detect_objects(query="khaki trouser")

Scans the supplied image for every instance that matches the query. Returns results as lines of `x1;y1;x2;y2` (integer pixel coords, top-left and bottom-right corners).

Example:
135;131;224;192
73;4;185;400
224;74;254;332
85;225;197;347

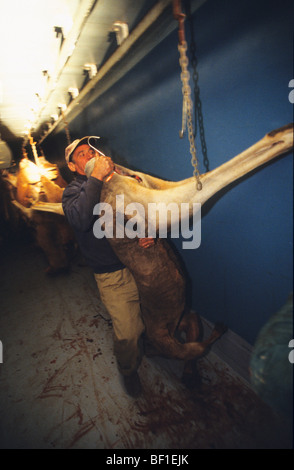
94;267;145;376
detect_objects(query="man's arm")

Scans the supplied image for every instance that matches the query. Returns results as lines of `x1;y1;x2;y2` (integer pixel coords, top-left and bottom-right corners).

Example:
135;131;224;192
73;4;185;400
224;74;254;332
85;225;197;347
62;154;115;232
62;177;103;232
91;155;114;181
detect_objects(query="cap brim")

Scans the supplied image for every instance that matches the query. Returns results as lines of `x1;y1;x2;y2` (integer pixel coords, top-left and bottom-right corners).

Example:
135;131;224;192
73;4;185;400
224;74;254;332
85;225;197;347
69;136;101;161
68;136;88;162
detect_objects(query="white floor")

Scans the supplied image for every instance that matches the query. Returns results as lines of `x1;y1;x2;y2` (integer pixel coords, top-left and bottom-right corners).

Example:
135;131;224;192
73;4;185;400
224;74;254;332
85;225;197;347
0;236;292;449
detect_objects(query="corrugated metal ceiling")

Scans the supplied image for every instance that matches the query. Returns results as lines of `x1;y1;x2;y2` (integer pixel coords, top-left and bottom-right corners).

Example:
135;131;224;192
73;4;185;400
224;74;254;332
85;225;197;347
0;0;205;144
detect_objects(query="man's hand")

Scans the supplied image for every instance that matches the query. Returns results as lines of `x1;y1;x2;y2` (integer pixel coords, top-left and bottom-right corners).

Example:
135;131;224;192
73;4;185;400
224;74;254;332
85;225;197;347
91;155;114;181
138;237;155;248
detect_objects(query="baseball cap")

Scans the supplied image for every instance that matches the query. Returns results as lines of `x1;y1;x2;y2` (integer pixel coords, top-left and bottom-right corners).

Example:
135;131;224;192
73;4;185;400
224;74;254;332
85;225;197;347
65;136;101;163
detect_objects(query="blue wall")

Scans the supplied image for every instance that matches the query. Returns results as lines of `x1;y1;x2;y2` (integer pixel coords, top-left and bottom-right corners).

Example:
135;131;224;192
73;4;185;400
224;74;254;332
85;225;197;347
51;0;293;345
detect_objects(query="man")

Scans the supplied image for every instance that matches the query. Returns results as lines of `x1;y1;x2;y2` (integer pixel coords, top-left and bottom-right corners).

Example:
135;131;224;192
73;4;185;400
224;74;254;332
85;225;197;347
62;137;153;397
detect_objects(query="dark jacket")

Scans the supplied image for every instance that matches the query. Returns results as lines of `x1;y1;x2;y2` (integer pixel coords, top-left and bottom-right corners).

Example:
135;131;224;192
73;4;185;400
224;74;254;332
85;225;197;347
62;174;125;274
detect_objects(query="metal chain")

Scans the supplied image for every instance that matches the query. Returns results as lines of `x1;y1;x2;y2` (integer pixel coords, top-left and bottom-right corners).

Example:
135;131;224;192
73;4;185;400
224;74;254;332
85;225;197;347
189;26;209;172
178;41;202;191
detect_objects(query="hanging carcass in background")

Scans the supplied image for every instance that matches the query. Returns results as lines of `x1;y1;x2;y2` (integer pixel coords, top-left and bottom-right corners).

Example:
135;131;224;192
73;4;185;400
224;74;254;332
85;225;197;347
0;145;75;275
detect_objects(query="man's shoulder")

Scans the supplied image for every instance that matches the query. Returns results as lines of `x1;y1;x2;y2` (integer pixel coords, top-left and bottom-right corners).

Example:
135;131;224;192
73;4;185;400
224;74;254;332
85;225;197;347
62;175;103;205
62;178;80;201
64;176;83;191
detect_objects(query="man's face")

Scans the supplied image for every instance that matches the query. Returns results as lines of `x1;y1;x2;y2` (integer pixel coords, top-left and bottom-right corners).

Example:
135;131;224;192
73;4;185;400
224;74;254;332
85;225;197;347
68;144;96;175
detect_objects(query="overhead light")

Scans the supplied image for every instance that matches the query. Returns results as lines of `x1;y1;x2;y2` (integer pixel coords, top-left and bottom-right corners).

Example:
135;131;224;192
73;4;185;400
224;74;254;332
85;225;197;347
31;94;41;113
54;26;64;48
42;70;50;81
27;108;37;125
112;21;129;46
68;87;79;99
23;122;33;135
58;103;67;113
83;64;97;79
54;5;73;39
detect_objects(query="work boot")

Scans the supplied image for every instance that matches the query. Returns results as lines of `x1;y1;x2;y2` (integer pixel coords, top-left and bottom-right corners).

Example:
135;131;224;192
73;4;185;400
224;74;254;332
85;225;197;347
123;371;142;398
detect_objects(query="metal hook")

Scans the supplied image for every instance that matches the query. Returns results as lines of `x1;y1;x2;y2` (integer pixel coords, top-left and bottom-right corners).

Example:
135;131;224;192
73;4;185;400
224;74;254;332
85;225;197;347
87;136;105;156
87;136;115;182
173;0;186;45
